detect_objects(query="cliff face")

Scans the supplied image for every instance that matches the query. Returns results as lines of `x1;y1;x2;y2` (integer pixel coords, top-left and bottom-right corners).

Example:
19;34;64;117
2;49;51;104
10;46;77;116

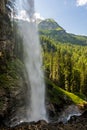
0;0;12;124
0;0;13;62
0;0;26;126
0;0;5;13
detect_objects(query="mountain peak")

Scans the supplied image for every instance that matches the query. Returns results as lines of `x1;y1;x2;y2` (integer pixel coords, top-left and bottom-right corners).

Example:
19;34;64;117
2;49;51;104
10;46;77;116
45;18;57;22
39;18;64;31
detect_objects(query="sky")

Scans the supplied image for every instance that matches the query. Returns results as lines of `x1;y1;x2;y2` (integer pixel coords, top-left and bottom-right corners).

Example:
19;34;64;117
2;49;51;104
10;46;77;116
34;0;87;36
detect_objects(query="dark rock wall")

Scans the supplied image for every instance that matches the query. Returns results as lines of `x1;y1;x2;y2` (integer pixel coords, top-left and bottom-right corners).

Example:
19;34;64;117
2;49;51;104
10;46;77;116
0;0;27;126
0;0;14;60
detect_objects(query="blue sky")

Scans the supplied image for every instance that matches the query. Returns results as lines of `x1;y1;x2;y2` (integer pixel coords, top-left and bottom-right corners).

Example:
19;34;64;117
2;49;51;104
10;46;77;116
34;0;87;36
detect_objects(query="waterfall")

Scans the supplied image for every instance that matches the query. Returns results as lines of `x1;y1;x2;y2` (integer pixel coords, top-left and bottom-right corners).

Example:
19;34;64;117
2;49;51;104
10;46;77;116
22;22;47;122
10;0;47;122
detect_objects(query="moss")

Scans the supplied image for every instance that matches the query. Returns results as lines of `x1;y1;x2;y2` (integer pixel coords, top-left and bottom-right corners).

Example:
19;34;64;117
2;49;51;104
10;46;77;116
46;78;68;105
0;74;18;89
0;101;4;110
74;92;87;100
7;58;24;78
0;58;25;111
46;78;87;106
0;58;24;89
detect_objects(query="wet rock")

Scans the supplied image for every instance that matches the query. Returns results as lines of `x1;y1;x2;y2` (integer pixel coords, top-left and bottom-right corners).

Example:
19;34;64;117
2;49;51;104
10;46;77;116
47;103;56;118
0;87;10;127
0;111;87;130
58;104;82;123
0;0;27;126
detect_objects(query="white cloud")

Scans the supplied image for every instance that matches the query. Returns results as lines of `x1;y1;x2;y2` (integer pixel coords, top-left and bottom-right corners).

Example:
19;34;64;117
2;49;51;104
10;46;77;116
76;0;87;6
34;12;44;20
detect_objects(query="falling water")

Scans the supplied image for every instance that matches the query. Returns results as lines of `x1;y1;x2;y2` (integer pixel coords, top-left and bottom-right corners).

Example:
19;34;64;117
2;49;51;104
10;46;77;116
10;0;47;122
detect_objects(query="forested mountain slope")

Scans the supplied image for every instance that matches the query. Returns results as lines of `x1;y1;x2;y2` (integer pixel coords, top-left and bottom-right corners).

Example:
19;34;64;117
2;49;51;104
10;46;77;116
39;19;87;98
40;36;87;97
38;19;87;46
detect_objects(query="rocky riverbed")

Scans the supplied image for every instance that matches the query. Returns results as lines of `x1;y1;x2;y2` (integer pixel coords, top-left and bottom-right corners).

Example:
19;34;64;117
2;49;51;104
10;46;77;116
0;110;87;130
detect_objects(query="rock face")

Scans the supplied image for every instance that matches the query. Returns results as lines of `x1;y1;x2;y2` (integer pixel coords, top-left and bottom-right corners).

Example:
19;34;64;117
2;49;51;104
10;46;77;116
0;0;5;13
0;0;12;121
0;0;27;126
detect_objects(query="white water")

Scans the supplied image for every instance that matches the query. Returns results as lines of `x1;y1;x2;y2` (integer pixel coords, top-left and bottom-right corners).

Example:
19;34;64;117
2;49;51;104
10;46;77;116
12;0;47;122
58;105;82;123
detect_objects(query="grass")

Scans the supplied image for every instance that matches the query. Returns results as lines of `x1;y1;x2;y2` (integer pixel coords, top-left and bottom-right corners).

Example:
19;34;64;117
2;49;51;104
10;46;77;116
56;27;63;31
46;78;87;106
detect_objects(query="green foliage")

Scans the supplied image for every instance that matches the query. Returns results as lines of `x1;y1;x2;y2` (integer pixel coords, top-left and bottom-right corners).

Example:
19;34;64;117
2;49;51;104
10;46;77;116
46;78;70;105
0;74;18;89
0;57;25;112
46;78;87;105
74;92;87;100
0;58;24;89
7;58;24;79
40;36;87;97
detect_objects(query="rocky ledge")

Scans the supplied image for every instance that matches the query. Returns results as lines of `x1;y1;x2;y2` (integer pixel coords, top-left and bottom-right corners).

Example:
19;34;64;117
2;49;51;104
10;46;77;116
0;110;87;130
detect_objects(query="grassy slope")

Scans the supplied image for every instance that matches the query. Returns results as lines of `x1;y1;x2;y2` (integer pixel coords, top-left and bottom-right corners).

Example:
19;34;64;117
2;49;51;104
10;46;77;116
46;78;87;107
